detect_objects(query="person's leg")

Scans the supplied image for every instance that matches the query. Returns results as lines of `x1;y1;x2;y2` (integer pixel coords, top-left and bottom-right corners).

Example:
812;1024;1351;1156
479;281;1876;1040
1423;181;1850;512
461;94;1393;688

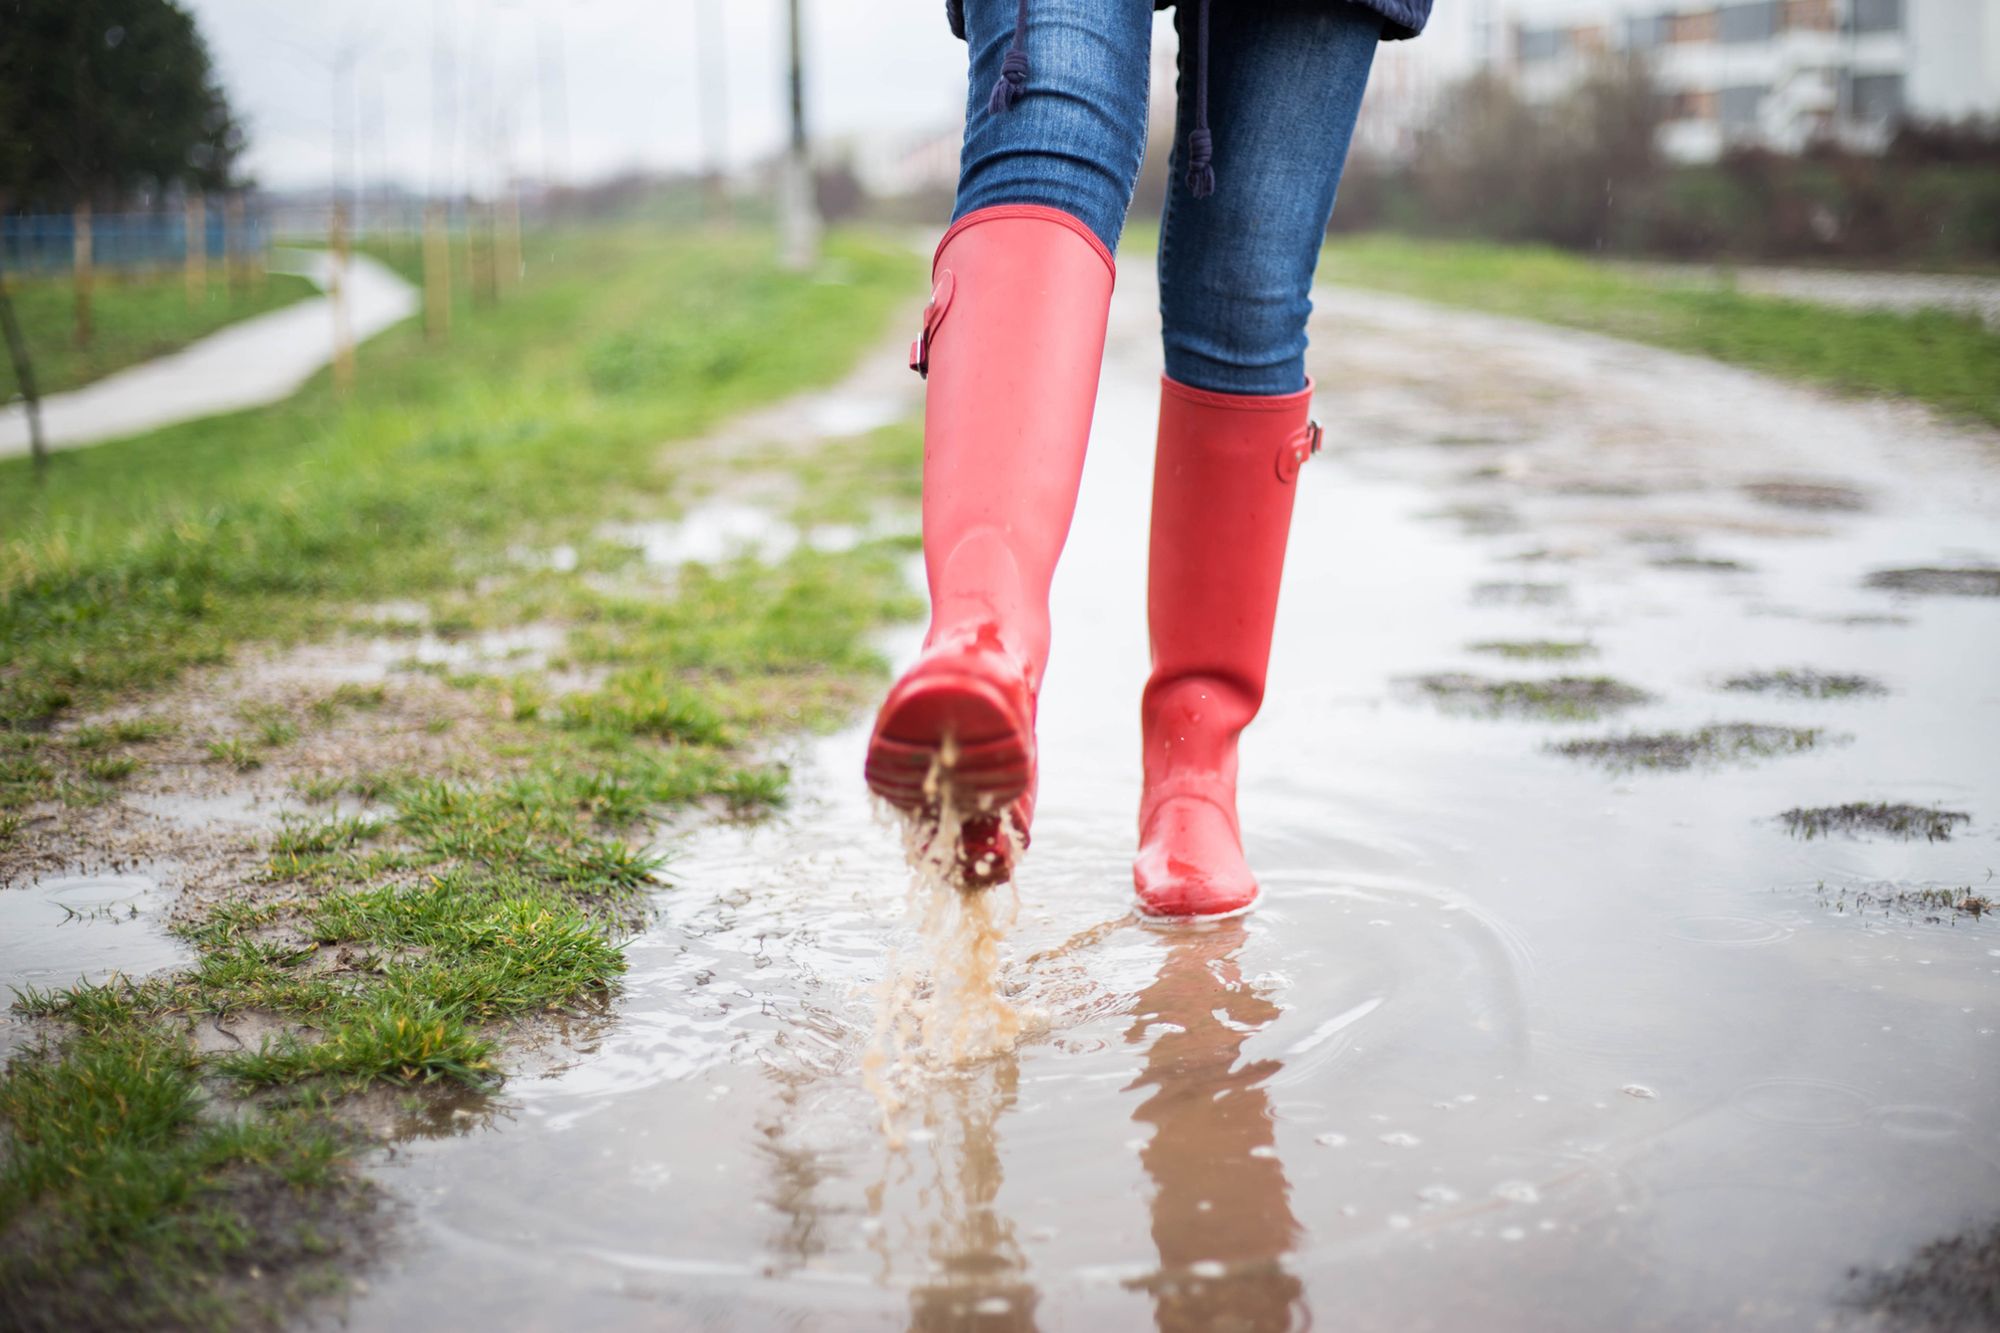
1157;0;1380;394
866;0;1153;887
953;0;1154;254
1135;0;1380;918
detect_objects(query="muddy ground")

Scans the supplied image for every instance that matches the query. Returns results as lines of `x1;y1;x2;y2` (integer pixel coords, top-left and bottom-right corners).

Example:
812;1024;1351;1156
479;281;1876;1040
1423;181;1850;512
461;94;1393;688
7;273;1999;1331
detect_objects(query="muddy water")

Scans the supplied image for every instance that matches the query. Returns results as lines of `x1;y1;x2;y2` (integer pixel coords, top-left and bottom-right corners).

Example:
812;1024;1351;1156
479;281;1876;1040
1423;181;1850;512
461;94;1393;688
343;280;1999;1330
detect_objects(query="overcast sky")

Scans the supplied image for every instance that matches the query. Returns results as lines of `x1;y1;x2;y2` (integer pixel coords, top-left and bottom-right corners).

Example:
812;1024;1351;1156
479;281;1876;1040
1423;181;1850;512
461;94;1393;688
182;0;973;193
181;0;1480;195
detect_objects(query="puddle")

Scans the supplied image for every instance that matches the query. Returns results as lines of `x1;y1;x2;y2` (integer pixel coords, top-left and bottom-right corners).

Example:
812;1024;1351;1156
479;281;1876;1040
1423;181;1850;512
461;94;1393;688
282;623;567;684
341;274;2000;1329
0;872;191;1058
601;501;899;570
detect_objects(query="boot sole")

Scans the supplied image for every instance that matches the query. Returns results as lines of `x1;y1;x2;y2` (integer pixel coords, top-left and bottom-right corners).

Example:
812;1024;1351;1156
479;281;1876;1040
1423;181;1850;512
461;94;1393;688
864;670;1033;815
1134;891;1259;924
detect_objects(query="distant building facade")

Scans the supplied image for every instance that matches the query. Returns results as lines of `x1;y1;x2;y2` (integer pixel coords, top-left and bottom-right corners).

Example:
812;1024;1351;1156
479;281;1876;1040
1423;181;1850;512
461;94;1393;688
1496;0;2000;159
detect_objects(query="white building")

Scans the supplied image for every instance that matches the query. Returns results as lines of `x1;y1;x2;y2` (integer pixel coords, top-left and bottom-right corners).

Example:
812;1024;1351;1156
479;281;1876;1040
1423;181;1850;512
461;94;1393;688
1493;0;2000;159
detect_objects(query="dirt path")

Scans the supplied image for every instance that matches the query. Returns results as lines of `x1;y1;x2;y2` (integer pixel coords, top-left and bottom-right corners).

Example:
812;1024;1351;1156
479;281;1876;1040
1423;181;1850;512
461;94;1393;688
327;274;2000;1331
0;251;416;457
16;272;1997;1330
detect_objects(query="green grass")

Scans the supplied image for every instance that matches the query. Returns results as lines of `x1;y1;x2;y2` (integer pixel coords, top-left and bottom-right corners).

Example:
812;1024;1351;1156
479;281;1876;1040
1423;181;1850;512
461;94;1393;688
1;224;923;1330
1;269;317;397
1318;235;2000;427
0;1025;364;1331
0;226;915;731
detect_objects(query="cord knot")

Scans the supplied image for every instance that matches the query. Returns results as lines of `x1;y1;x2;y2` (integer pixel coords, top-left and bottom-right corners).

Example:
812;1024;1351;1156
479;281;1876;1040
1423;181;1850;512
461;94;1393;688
1185;127;1215;199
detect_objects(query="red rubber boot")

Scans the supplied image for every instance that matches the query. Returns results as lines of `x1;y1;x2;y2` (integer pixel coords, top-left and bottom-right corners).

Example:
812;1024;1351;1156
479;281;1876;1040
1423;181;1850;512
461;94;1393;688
864;205;1115;888
1135;376;1321;920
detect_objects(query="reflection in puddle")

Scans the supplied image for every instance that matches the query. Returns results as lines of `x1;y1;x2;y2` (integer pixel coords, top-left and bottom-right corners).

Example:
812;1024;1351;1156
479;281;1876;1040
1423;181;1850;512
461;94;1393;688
0;872;191;1058
1123;924;1305;1332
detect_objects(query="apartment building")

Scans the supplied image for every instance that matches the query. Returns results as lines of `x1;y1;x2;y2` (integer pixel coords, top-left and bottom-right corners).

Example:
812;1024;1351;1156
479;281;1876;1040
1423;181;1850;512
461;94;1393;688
1500;0;2000;159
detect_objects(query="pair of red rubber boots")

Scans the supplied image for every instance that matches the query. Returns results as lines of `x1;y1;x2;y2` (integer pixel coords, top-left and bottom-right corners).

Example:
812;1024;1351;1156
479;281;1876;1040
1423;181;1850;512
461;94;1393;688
862;205;1318;920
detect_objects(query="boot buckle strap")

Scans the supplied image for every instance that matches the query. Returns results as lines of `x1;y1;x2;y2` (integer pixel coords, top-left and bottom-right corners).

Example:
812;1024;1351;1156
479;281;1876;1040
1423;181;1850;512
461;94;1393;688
909;269;957;379
1276;419;1323;483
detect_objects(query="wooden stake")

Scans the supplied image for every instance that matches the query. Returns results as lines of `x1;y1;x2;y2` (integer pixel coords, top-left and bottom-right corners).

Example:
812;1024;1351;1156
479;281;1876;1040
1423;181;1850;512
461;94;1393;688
0;245;49;477
185;194;207;307
422;202;451;341
497;189;522;295
225;194;247;295
470;201;496;307
330;204;355;392
72;203;93;349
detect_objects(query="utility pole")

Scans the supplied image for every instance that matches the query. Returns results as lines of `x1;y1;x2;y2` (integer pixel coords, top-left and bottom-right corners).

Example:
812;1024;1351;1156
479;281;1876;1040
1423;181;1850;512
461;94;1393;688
331;204;355;392
778;0;819;270
331;40;359;389
0;245;49;478
429;0;456;339
537;11;570;196
696;0;730;222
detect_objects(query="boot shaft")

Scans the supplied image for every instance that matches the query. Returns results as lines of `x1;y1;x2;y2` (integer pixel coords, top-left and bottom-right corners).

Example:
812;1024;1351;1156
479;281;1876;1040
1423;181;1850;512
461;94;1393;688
918;205;1116;689
1140;375;1318;798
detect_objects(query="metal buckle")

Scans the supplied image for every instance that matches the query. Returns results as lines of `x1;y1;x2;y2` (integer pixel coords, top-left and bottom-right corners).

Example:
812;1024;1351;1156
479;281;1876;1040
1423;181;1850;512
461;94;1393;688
1276;418;1323;483
909;270;956;380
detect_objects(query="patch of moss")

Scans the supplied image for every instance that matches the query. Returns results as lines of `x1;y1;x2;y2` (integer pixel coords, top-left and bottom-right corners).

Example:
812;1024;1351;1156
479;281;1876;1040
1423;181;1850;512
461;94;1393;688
1468;639;1598;661
1849;1219;2000;1329
1470;580;1568;606
1552;723;1831;772
1409;672;1650;721
1741;480;1868;513
1864;567;2000;597
1722;668;1886;699
1780;803;1968;842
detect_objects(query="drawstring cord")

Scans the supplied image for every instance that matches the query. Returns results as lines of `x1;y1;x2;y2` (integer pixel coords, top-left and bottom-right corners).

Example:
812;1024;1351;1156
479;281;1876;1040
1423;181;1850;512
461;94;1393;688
1184;0;1214;197
988;0;1030;112
985;0;1216;198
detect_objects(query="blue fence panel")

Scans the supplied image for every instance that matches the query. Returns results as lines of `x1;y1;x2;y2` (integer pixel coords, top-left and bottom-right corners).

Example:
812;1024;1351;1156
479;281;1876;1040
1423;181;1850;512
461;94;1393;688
1;209;271;277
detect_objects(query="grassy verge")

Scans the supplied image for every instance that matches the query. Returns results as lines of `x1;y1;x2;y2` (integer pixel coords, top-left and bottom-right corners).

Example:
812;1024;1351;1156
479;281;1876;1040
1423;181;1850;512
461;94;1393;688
1317;235;2000;428
1;270;318;397
1;224;923;1329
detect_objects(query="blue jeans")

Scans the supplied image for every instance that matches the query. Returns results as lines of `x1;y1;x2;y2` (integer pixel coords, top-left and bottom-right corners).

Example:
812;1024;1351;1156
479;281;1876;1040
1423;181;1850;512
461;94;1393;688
953;0;1382;395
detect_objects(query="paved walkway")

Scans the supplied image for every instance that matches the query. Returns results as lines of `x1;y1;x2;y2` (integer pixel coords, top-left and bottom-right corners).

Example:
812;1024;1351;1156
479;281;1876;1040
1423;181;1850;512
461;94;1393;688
0;250;418;459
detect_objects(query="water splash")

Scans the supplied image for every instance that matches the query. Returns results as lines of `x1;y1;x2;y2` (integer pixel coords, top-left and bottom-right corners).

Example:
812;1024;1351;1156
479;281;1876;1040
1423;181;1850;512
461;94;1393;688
863;743;1034;1142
